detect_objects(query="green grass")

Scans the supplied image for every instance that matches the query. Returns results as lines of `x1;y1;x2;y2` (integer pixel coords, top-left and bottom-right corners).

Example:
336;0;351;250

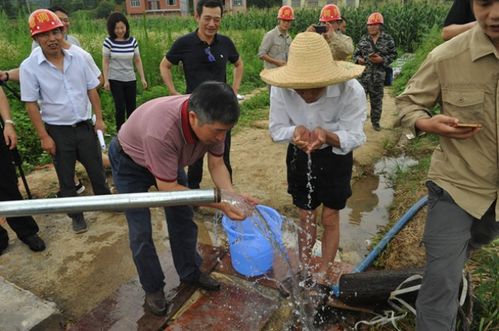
0;4;450;167
237;89;269;127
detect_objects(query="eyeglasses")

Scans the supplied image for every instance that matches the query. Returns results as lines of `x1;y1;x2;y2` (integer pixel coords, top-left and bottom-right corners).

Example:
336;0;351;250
204;47;216;63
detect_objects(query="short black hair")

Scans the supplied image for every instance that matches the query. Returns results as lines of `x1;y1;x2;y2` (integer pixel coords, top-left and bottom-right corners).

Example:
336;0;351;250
189;81;239;125
106;12;130;39
48;5;68;15
196;0;224;17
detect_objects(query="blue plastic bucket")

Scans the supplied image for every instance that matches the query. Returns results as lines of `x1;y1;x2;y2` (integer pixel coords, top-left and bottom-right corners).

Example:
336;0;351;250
222;205;283;277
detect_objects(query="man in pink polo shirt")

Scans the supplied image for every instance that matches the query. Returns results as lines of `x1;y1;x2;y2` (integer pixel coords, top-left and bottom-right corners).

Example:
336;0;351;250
108;81;255;315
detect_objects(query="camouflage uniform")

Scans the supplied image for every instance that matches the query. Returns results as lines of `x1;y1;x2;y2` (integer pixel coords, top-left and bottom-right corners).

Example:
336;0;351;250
353;31;396;127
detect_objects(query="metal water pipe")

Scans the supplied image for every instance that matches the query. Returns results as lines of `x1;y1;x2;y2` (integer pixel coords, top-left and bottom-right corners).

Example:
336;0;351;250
0;189;220;218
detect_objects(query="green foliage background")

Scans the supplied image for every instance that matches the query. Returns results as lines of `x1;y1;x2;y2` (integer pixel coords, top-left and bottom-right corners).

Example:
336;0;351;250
0;3;448;166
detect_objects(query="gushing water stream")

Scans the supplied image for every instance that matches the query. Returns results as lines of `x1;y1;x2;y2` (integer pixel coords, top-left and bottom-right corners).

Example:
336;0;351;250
212;155;419;330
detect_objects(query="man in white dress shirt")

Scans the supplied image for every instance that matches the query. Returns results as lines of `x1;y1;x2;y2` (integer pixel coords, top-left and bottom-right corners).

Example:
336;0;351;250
261;32;366;289
20;9;110;234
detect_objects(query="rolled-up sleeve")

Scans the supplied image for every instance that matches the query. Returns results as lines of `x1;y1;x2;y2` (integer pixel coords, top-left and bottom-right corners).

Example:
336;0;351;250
332;80;367;154
396;53;439;135
269;87;296;142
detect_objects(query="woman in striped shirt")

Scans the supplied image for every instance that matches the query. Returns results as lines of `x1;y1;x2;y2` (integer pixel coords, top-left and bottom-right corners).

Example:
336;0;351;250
103;12;147;131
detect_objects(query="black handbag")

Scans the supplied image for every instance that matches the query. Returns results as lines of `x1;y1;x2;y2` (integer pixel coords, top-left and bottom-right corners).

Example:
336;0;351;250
384;67;393;86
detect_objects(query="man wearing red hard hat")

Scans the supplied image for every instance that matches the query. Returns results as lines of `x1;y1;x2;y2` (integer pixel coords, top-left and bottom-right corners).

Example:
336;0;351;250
307;4;354;61
20;9;110;234
353;12;396;131
258;5;294;69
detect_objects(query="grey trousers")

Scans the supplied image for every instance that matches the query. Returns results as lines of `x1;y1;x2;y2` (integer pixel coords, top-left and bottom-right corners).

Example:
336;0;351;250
416;181;499;331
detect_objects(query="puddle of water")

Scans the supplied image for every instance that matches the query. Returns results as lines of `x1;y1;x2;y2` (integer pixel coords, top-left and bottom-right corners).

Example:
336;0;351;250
340;155;418;264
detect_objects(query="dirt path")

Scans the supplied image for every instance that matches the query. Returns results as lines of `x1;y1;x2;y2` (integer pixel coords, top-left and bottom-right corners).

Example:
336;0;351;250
0;89;401;324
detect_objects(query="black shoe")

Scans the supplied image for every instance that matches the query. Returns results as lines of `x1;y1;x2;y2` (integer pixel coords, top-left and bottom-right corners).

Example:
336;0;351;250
72;217;88;234
21;234;46;252
56;180;86;198
373;123;381;131
145;289;167;316
185;272;221;291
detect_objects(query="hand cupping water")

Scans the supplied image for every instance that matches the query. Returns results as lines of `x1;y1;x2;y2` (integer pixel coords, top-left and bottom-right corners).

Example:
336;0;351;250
219;189;258;221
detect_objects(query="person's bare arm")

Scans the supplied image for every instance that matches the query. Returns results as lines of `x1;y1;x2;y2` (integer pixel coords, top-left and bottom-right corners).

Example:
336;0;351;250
259;54;286;67
88;88;105;133
441;21;477;40
0;87;17;149
159;57;179;95
134;54;148;89
207;153;233;191
232;58;244;95
102;56;111;91
0;68;20;82
155;160;255;221
26;102;56;155
415;114;481;139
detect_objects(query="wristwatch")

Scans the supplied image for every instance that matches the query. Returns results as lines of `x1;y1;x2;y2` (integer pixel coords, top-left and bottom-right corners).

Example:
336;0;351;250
4;119;15;126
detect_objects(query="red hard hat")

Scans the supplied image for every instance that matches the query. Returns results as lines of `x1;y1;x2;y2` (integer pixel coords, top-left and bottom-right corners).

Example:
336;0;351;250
319;4;342;22
277;5;294;21
367;12;384;25
28;9;64;37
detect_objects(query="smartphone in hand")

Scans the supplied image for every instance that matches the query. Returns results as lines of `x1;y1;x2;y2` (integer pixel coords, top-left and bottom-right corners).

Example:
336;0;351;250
313;24;327;34
455;123;481;128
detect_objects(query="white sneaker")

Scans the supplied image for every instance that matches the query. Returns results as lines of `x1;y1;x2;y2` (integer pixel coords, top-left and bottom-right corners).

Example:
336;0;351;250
75;182;86;195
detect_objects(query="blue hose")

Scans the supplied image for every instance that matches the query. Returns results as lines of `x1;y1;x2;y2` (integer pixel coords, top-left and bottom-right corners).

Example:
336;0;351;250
330;195;428;297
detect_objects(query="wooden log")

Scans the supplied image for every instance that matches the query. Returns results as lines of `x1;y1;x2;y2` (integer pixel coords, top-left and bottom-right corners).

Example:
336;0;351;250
338;269;424;306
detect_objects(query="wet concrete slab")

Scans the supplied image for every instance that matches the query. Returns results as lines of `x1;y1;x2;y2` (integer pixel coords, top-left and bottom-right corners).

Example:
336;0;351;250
71;237;355;331
70;244;224;331
163;280;278;331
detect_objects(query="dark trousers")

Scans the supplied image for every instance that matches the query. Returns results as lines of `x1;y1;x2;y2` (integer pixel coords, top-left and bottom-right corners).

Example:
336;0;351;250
188;130;232;189
109;79;137;132
108;138;201;293
45;122;110;222
0;138;39;249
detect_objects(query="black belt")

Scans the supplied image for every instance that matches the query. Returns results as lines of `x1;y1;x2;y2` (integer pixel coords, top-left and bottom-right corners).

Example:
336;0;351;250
46;120;91;128
70;120;91;128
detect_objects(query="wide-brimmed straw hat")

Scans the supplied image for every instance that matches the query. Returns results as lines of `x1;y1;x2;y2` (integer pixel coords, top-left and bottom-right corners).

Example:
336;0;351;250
260;32;364;89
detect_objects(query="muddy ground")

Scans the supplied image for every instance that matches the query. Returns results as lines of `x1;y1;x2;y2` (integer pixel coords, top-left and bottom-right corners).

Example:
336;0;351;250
0;90;406;325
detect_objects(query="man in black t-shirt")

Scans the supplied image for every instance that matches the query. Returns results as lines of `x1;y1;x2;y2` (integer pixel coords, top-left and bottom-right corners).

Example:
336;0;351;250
442;0;476;40
160;0;243;189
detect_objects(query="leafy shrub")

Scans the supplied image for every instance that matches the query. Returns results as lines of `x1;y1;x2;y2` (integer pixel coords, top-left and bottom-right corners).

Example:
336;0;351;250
392;25;444;96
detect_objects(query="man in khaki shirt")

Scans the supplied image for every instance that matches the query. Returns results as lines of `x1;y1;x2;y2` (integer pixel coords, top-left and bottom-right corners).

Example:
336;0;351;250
258;5;294;69
307;4;354;61
397;1;499;329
